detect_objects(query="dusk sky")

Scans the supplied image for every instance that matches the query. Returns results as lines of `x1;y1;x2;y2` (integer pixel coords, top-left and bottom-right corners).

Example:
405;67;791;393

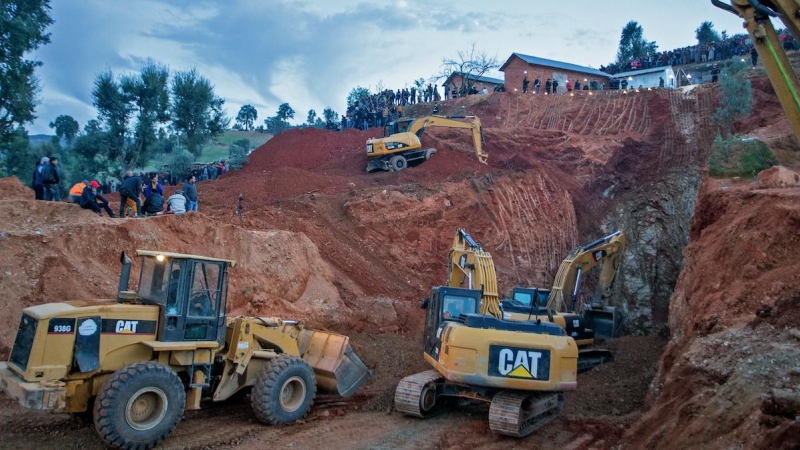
28;0;749;135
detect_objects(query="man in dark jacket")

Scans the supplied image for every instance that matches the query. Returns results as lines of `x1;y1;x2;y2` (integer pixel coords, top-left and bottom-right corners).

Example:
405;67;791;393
80;181;115;217
142;191;164;215
183;175;198;212
118;170;143;217
41;157;61;201
33;157;48;200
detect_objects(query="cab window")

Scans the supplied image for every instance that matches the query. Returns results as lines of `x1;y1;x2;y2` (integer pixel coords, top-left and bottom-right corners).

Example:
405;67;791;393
442;294;477;321
513;291;533;307
138;256;171;305
187;262;221;318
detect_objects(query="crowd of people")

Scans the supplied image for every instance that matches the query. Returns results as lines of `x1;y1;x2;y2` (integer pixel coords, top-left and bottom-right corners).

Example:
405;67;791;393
602;29;798;75
31;156;218;219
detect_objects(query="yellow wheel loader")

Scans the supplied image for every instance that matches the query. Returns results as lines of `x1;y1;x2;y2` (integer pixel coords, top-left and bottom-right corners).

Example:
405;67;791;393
0;251;370;450
365;115;488;172
395;230;579;437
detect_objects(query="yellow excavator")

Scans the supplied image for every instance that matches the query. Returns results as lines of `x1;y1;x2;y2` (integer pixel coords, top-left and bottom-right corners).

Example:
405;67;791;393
501;231;626;342
711;0;800;143
395;229;579;437
365;115;488;172
0;251;370;450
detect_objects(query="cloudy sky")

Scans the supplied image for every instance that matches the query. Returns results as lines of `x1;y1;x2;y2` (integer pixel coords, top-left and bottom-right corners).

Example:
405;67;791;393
28;0;747;135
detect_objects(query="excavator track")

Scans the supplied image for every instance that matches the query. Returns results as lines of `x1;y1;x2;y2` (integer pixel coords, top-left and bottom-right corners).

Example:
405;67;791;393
394;370;444;417
488;391;562;437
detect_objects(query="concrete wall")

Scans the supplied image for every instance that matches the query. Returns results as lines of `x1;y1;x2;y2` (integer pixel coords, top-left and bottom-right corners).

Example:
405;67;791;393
502;56;610;94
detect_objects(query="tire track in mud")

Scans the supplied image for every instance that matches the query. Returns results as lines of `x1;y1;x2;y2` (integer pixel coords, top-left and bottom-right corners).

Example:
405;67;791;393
472;173;577;284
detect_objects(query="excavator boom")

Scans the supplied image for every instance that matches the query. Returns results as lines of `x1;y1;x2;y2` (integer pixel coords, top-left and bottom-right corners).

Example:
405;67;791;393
712;0;800;145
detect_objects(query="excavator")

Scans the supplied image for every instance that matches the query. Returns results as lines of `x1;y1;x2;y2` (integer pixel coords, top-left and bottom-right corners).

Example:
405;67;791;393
365;115;488;172
501;230;626;342
0;251;370;450
395;229;579;437
711;1;800;143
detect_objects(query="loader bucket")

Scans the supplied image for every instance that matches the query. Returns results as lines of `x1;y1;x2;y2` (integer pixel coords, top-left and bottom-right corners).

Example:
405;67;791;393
583;306;619;340
296;329;371;397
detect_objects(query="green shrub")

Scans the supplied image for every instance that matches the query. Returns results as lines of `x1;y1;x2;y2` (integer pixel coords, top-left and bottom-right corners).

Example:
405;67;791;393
708;135;777;177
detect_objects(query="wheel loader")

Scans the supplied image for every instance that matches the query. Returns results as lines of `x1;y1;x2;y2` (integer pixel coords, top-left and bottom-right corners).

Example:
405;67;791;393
0;251;370;450
395;229;579;437
365;115;488;172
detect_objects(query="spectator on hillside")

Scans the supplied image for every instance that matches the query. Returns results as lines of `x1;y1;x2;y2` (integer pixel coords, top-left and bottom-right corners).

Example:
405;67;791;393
68;180;89;203
711;64;721;83
167;189;187;215
33;157;48;200
41;157;61;201
144;173;163;199
79;180;114;217
118;170;143;218
552;79;559;94
534;77;541;94
522;75;529;93
183;175;198;212
545;78;552;94
142;190;164;216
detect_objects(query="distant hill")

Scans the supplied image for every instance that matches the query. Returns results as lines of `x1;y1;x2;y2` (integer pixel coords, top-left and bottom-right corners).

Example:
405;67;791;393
198;130;273;163
29;134;55;146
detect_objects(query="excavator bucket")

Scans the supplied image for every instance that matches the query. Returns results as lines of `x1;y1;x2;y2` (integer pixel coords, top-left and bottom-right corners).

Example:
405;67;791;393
582;306;619;340
296;329;371;397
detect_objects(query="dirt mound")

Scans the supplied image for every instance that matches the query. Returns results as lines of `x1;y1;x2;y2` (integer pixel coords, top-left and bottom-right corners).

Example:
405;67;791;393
757;165;800;188
624;185;800;449
0;176;34;201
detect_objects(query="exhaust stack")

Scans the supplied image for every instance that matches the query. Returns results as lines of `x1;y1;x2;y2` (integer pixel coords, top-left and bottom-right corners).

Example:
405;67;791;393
117;251;132;303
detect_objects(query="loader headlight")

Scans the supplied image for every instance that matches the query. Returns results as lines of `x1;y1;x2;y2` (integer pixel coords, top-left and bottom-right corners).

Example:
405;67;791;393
366;144;373;153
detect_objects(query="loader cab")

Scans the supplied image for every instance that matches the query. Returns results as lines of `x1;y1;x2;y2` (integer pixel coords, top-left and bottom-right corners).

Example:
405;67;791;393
384;118;414;136
133;251;235;344
421;286;481;357
499;287;551;316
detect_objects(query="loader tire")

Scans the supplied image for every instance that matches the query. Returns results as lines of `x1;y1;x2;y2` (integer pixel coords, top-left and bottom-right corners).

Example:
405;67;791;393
251;354;316;425
93;361;185;450
389;155;407;171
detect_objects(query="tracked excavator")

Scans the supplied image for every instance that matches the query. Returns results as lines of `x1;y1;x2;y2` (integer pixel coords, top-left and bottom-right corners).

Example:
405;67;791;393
365;115;488;172
712;1;800;144
501;231;626;342
0;251;370;450
395;229;579;437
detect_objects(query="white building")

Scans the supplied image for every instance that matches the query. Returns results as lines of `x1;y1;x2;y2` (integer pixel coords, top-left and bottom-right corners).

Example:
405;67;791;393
611;66;677;89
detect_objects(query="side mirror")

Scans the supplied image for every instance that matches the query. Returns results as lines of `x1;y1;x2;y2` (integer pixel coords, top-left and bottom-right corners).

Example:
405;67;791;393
420;298;429;309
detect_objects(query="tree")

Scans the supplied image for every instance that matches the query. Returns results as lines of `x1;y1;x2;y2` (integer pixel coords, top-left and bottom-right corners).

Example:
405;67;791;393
711;60;753;138
0;0;53;142
170;69;230;157
696;21;721;46
322;107;339;126
347;86;370;107
120;60;170;169
48;115;80;146
236;104;257;131
92;71;132;164
616;21;658;65
306;109;317;126
228;138;250;170
276;103;295;121
440;44;499;95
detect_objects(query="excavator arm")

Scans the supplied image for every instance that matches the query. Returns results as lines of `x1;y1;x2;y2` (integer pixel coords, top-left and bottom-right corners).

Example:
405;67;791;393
446;229;501;318
412;116;488;164
712;0;800;143
545;231;626;316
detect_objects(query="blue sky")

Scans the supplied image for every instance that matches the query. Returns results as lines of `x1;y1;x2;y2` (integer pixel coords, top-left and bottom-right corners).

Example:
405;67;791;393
28;0;748;134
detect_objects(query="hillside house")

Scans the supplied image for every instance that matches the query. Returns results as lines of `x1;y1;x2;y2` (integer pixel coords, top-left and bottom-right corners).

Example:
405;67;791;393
610;66;676;89
500;52;611;93
442;72;505;98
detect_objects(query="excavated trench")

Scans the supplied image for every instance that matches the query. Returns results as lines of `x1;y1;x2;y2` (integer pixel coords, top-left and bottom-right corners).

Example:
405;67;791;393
1;72;798;448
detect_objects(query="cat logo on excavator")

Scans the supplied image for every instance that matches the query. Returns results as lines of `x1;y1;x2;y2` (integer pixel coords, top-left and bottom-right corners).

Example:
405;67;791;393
489;345;550;380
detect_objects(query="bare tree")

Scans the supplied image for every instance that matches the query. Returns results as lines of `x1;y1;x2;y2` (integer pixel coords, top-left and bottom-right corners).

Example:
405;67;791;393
440;44;499;96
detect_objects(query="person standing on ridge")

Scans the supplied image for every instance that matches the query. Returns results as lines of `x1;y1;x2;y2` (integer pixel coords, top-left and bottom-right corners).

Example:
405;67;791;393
522;75;530;93
183;175;198;212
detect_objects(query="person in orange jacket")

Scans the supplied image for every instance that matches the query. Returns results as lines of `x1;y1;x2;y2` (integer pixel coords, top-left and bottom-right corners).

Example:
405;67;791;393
68;180;89;203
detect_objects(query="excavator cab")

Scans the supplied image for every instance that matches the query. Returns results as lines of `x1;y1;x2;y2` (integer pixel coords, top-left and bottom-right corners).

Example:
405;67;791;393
421;287;481;358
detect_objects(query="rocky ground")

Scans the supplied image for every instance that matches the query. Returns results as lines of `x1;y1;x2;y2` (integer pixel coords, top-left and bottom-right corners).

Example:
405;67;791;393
1;63;799;449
